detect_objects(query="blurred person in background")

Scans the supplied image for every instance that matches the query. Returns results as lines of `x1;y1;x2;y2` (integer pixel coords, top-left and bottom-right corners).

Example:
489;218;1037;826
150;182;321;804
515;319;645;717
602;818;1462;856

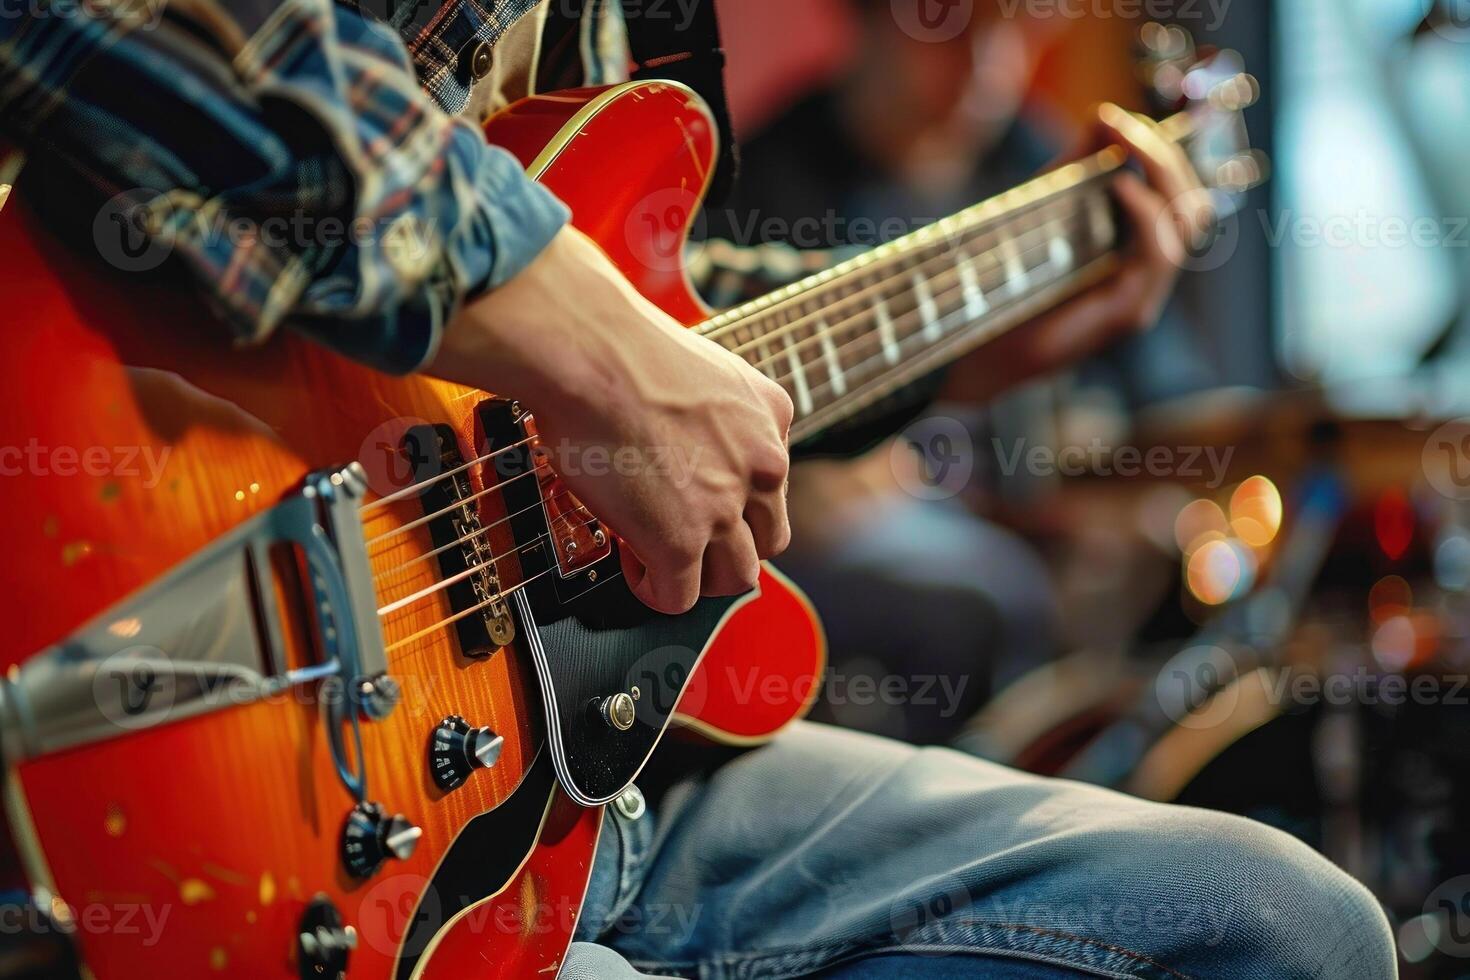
4;1;1401;977
698;0;1215;744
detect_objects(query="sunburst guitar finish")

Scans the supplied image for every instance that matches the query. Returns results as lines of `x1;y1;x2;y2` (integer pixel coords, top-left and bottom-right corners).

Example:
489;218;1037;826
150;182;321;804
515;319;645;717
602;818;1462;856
0;81;824;978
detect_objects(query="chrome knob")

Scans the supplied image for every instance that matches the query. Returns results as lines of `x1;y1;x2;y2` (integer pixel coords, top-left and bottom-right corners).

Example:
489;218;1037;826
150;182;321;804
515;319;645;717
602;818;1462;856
599;693;637;731
340;802;422;878
429;715;505;791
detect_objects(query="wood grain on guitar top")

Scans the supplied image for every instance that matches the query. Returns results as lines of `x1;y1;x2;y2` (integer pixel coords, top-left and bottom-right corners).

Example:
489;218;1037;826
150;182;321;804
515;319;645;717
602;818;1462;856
0;80;824;978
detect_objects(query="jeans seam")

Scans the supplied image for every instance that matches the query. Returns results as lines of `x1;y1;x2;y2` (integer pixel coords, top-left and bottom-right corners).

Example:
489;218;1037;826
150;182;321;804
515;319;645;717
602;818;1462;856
624;917;1201;980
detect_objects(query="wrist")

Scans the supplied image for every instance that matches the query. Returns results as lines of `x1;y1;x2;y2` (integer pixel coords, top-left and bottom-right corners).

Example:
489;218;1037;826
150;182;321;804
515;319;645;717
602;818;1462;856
431;227;632;411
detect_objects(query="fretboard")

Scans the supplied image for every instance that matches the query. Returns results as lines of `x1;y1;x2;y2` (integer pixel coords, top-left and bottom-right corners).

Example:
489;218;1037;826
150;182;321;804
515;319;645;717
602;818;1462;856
698;138;1155;443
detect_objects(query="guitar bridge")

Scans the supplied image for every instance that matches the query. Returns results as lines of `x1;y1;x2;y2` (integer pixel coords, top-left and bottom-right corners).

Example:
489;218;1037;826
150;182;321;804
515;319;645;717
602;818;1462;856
401;424;514;656
477;400;615;612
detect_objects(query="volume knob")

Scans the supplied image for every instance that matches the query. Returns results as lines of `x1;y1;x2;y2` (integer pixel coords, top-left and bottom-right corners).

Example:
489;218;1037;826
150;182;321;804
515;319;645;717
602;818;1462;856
429;715;505;791
340;802;422;878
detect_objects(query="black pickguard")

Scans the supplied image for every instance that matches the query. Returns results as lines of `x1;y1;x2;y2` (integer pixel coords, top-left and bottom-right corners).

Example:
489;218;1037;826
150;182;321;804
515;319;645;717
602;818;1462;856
514;571;742;804
479;400;749;805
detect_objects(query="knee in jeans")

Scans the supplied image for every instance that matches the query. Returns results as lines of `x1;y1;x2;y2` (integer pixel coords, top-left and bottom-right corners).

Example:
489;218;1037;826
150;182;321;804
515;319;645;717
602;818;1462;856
1141;807;1394;979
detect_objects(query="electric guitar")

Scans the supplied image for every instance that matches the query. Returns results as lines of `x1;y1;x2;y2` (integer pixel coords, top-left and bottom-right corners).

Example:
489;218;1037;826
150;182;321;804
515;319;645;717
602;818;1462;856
0;32;1260;980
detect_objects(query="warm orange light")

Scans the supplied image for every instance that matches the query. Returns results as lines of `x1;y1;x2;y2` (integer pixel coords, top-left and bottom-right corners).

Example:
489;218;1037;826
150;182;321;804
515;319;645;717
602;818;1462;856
1186;538;1255;605
1368;575;1413;626
107;617;142;639
1370;613;1440;672
1229;476;1282;547
1175;498;1228;554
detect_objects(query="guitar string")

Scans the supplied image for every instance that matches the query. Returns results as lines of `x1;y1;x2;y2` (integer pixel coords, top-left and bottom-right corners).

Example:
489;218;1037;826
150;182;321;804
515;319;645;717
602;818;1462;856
370;483;586;583
697;110;1192;348
798;249;1098;413
350;182;1101;519
364;458;556;550
379;510;596;623
748;206;1091;381
764;213;1096;400
696;148;1124;346
385;564;554;655
359;434;536;515
741;217;1093;431
382;518;607;656
728;194;1092;363
375;486;593;613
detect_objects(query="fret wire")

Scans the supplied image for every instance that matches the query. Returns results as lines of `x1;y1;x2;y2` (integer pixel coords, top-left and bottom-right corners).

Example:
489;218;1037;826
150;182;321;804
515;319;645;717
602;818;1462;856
698;151;1125;346
789;253;1114;436
765;210;1103;409
728;190;1102;364
760;218;1085;410
699;114;1194;349
751;202;1095;378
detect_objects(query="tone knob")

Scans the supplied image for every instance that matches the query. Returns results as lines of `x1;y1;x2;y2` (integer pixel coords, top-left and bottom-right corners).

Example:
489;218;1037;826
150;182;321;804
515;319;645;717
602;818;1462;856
340;802;422;878
429;715;505;791
297;896;356;980
599;693;637;731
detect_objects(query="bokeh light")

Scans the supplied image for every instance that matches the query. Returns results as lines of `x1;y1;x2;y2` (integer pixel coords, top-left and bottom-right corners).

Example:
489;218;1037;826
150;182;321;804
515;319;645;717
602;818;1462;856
1229;475;1283;547
1175;498;1229;554
1368;575;1413;626
1374;487;1414;561
1187;538;1257;605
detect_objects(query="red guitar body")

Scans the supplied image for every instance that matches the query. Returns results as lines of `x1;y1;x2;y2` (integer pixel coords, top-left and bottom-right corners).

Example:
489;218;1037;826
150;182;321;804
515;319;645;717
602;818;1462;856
0;81;824;978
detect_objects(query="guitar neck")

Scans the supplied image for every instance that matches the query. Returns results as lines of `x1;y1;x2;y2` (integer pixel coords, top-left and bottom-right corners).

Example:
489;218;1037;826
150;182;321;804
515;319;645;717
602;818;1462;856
698;114;1189;443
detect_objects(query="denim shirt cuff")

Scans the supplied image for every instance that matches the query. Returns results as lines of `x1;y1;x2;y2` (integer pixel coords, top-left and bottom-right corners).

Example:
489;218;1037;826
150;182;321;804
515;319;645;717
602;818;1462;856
295;129;570;375
449;125;571;298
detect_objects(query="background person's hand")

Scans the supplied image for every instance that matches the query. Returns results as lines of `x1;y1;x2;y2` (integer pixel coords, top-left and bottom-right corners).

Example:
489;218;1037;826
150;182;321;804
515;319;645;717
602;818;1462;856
942;102;1213;402
431;226;794;614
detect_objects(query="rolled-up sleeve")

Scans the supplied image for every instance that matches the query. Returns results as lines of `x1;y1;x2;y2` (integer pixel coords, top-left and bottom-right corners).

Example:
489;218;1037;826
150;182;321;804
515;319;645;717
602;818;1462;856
0;0;567;373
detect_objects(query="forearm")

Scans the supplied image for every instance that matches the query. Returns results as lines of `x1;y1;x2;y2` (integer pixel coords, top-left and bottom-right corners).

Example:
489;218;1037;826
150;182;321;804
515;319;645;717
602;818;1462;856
0;0;567;372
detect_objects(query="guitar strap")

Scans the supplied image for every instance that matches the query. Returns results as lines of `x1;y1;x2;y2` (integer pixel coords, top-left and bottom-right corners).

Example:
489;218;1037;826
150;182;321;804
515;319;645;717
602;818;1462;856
540;0;737;204
624;0;739;204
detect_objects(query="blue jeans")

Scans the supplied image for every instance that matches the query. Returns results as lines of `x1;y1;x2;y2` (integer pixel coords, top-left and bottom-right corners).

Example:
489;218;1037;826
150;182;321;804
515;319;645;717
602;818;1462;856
560;723;1394;979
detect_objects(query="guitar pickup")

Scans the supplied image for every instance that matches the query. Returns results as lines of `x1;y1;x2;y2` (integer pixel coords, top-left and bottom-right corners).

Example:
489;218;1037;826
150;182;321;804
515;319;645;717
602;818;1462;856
400;424;515;657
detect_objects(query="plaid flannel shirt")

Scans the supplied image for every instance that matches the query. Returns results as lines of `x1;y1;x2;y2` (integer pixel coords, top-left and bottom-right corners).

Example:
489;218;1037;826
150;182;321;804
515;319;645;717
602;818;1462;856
0;0;568;372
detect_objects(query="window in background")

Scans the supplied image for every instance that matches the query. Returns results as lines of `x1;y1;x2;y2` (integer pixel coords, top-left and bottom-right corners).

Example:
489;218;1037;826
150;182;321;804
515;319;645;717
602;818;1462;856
1274;0;1462;382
